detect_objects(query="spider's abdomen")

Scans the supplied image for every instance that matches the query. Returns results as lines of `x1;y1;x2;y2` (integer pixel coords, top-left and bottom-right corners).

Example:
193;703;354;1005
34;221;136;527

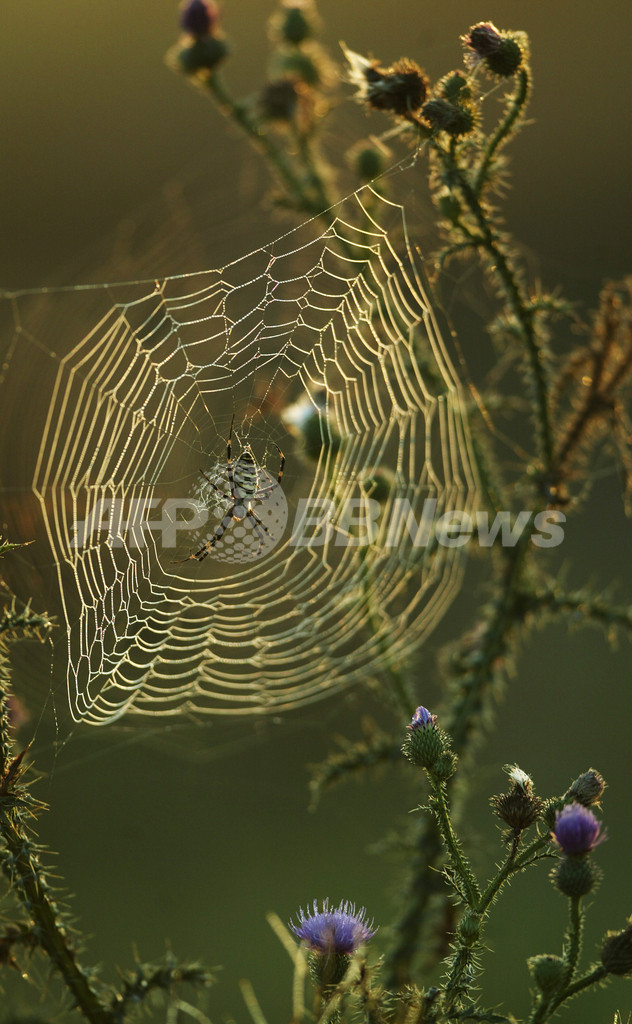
233;450;259;499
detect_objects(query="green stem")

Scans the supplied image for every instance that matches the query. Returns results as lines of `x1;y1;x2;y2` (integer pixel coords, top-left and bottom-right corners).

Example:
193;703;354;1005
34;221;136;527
429;777;480;908
552;963;608;1011
478;832;551;917
562;896;584;988
473;69;529;197
453;164;554;472
384;530;534;988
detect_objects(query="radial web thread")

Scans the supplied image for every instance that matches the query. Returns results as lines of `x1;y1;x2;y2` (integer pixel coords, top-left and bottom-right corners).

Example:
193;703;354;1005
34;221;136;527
0;182;478;725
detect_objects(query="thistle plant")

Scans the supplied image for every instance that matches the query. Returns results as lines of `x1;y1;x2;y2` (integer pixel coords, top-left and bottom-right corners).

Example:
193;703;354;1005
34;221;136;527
1;4;631;1023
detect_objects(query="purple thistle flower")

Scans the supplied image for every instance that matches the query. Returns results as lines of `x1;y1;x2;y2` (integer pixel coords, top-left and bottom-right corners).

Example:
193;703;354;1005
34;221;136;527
290;899;376;955
553;803;606;855
408;705;437;730
180;0;219;37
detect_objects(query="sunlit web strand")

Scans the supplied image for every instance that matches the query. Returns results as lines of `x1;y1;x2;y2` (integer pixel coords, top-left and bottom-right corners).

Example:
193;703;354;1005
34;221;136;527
0;172;478;726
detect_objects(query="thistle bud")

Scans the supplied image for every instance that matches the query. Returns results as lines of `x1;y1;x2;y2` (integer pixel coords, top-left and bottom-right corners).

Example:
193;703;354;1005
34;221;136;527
458;911;481;947
462;23;524;78
551;855;600;898
180;0;219;37
349;144;387;183
564;769;606;808
421;98;475;138
259;79;299;122
403;706;456;778
273;48;323;87
177;35;229;74
278;4;314;45
601;919;632;976
527;954;565;996
436;71;471;104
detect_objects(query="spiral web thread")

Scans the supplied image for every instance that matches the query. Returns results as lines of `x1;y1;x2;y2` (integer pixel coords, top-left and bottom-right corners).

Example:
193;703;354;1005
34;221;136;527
0;181;478;725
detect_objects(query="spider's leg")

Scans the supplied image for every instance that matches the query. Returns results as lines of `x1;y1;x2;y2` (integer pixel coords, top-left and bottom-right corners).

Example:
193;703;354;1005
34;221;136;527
247;507;269;557
199;469;230;501
247;507;270;534
191;510;236;561
253;478;278;499
172;508;235;563
272;442;285;485
226;425;238;499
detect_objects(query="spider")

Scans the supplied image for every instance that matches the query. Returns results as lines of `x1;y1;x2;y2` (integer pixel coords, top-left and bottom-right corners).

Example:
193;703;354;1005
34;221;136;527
179;418;285;562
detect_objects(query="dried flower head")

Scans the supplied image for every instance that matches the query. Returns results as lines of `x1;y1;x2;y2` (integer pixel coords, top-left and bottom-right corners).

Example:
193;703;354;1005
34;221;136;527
342;45;429;120
290;899;376;954
462;22;504;63
553;803;606;855
507;765;533;792
565;768;606;807
180;0;219;37
492;766;543;832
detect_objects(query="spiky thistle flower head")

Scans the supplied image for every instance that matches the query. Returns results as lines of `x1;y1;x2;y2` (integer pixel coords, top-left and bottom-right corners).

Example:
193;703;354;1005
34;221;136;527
290;899;376;955
553;802;606;855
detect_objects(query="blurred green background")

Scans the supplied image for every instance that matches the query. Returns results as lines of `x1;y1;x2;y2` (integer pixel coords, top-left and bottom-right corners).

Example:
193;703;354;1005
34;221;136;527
1;1;632;1021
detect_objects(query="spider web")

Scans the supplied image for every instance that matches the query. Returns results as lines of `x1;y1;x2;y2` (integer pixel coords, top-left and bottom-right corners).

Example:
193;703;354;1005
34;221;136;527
0;178;478;726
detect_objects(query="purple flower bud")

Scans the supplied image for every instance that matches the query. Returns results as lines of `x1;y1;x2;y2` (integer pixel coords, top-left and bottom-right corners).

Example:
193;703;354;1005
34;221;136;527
290;899;376;955
180;0;219;37
553;803;606;855
408;705;437;730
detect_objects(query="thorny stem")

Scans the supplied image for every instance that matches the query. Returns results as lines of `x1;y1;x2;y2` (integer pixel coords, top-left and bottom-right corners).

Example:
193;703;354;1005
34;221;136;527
450;162;555;475
473;68;529;196
528;896;586;1024
478;831;550;918
429;778;480;909
0;806;113;1024
515;585;632;635
562;896;584;989
384;529;535;989
549;963;608;1014
0;642;112;1023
